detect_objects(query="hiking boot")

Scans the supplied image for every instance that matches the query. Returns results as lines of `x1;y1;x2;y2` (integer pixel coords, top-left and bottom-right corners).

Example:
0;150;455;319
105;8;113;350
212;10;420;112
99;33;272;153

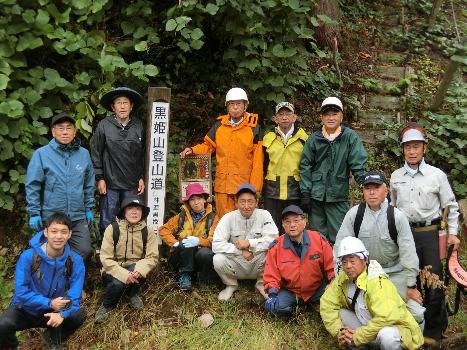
198;277;210;290
129;294;143;310
178;273;192;291
218;285;238;301
42;330;63;350
94;304;112;323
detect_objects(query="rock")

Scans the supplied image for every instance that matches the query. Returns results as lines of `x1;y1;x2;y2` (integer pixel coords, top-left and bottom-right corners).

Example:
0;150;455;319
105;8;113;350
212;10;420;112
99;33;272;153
365;95;405;110
197;313;214;328
0;247;7;256
376;66;406;80
357;110;396;125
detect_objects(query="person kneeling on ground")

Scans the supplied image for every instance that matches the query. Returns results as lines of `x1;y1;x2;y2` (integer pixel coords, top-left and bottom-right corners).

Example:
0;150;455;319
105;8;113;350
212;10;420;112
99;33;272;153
263;205;334;316
320;236;423;350
212;183;279;301
159;183;219;290
95;196;158;323
0;212;86;350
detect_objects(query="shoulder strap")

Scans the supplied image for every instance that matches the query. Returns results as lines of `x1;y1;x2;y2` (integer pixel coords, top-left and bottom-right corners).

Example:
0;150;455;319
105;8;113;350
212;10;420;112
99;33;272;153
353;203;366;238
111;221;120;258
31;251;42;281
175;210;186;239
350;287;361;312
141;226;148;258
64;253;73;290
387;205;398;246
203;212;216;239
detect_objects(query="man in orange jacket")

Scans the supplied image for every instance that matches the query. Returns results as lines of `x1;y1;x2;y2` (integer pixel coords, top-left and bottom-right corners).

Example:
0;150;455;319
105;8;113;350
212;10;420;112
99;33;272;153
263;205;335;316
180;88;263;218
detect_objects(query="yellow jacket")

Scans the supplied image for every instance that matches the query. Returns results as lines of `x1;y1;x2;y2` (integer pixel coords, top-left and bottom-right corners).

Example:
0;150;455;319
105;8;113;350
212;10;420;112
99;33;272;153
191;113;263;194
159;203;218;248
320;260;423;350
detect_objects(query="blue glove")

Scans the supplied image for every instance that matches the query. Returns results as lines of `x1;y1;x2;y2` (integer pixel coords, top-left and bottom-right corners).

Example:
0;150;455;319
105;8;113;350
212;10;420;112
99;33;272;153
29;216;43;231
264;294;279;313
182;236;200;248
85;210;94;225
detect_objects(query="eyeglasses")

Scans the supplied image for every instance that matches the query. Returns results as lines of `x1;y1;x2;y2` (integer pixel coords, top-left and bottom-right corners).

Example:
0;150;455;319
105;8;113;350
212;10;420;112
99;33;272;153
277;112;293;117
282;218;303;225
54;126;74;132
237;199;256;205
228;102;244;107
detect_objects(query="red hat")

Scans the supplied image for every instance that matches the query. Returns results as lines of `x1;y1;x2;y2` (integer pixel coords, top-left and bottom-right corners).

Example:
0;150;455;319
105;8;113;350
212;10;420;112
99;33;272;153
183;183;208;201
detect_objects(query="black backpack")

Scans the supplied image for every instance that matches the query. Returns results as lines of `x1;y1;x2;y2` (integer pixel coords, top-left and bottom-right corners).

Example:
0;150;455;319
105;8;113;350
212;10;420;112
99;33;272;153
111;222;148;259
353;203;398;246
31;251;73;289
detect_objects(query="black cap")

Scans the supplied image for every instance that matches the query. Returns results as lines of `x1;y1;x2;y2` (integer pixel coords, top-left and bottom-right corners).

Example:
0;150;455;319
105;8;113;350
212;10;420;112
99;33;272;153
51;112;75;127
362;171;387;186
281;205;304;219
100;86;144;111
117;195;150;220
236;183;257;196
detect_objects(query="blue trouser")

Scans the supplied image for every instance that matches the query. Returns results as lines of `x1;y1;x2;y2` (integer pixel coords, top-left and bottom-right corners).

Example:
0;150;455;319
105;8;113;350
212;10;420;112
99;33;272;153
267;282;327;316
101;264;142;308
99;188;137;239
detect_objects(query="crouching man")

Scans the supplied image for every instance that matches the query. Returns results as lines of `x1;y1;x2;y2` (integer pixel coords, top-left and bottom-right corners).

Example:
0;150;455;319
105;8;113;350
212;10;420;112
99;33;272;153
212;183;279;301
320;237;423;350
0;212;86;350
95;196;158;323
263;205;334;316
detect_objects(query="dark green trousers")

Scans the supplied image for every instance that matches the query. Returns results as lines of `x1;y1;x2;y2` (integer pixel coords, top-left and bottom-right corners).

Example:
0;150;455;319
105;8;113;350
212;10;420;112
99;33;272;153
308;199;349;243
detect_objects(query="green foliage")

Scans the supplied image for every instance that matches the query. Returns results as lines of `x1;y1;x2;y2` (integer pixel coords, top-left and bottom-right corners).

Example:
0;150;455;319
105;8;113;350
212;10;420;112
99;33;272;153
0;256;14;308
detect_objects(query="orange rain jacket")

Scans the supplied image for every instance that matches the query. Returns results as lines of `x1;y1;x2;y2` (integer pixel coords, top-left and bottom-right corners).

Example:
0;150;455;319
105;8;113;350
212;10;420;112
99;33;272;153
191;113;263;194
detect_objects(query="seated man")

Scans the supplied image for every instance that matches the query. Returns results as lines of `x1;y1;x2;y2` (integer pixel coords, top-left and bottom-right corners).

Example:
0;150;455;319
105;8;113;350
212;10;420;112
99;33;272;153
212;183;279;301
159;183;219;291
320;236;423;350
96;196;158;323
0;212;86;350
263;205;334;316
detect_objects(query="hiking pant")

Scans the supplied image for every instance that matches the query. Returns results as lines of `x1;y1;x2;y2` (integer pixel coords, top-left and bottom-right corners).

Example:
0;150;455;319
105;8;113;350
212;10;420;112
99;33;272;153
213;252;266;288
265;283;326;316
263;198;300;234
169;246;215;283
214;193;236;219
101;264;143;308
0;305;86;349
412;226;448;341
309;199;348;243
99;188;137;240
69;219;92;264
339;309;402;350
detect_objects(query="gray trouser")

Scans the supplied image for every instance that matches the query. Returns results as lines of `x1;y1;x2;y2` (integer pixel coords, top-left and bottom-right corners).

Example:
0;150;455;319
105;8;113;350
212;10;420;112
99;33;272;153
213;252;266;287
339;309;402;350
69;219;92;263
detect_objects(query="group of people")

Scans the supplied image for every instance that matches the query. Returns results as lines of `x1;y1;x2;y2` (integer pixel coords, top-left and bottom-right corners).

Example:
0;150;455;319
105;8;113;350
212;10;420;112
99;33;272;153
0;86;461;350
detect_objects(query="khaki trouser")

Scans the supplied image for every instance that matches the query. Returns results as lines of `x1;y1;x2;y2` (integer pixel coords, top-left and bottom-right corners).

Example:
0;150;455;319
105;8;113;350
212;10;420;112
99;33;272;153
213;252;266;286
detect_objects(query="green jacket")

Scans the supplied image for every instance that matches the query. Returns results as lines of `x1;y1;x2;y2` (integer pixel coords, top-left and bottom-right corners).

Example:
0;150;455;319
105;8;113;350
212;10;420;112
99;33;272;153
320;260;423;350
262;127;308;200
299;126;367;202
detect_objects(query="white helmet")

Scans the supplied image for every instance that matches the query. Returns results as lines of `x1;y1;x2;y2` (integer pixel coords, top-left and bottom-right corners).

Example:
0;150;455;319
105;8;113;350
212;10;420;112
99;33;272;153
225;87;248;106
337;236;369;260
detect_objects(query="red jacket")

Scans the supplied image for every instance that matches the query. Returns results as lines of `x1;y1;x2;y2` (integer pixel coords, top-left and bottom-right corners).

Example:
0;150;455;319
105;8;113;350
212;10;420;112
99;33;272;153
263;229;335;301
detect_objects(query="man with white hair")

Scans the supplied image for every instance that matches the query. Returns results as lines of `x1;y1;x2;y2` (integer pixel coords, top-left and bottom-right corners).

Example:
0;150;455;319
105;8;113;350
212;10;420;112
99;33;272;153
320;236;424;350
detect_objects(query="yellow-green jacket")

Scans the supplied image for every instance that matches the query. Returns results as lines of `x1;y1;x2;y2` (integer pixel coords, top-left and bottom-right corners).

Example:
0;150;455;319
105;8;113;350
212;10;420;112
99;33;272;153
262;127;308;200
320;260;423;350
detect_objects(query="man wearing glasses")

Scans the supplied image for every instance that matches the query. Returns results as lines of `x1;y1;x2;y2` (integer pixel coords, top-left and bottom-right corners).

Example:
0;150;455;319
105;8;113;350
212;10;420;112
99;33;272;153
26;113;95;263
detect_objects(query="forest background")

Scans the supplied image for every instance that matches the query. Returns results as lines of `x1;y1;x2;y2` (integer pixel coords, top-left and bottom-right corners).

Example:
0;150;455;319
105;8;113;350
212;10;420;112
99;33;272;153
0;0;465;349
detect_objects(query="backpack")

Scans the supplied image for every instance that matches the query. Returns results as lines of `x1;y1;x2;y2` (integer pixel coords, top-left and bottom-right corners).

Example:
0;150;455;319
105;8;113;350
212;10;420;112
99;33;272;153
111;221;148;259
31;251;73;290
175;209;216;239
353;203;398;246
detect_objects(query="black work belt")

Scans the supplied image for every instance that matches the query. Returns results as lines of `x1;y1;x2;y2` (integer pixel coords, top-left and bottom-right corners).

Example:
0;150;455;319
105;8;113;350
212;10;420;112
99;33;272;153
410;218;440;228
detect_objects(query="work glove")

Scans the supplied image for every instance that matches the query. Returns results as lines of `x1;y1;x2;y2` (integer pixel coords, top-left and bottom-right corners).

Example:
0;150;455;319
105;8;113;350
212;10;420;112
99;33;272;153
172;241;180;248
85;210;94;225
182;236;200;248
264;293;279;313
300;192;311;213
29;216;43;231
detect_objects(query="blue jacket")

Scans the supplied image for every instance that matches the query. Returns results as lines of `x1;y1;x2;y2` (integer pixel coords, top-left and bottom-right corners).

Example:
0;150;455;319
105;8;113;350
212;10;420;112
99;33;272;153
26;138;95;222
10;231;85;318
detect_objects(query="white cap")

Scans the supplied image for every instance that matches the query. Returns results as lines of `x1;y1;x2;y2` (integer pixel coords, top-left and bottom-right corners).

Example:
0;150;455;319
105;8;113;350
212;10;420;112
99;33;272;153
321;97;343;113
400;128;427;145
337;236;369;260
225;88;248;106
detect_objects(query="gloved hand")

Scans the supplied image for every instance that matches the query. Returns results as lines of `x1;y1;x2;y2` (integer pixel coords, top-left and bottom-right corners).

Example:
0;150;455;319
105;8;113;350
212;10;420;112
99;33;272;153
300;192;311;213
182;236;200;248
85;210;94;225
264;293;279;313
172;241;180;248
29;216;43;231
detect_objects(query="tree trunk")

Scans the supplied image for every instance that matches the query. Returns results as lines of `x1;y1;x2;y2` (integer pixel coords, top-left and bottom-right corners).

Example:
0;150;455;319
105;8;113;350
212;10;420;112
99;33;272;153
313;0;341;50
430;60;461;111
428;0;444;30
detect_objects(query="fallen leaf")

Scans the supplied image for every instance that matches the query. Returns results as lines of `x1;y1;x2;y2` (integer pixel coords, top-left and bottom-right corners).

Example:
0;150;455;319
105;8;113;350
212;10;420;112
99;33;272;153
197;313;214;328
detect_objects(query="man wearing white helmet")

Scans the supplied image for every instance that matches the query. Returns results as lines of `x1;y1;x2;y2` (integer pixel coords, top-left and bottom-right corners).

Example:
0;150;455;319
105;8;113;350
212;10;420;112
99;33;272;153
300;97;367;242
180;88;263;218
390;122;461;345
320;236;423;350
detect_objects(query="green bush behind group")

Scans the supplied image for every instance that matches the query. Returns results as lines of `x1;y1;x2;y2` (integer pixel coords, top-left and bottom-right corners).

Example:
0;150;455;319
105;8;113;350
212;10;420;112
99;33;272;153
0;0;466;227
